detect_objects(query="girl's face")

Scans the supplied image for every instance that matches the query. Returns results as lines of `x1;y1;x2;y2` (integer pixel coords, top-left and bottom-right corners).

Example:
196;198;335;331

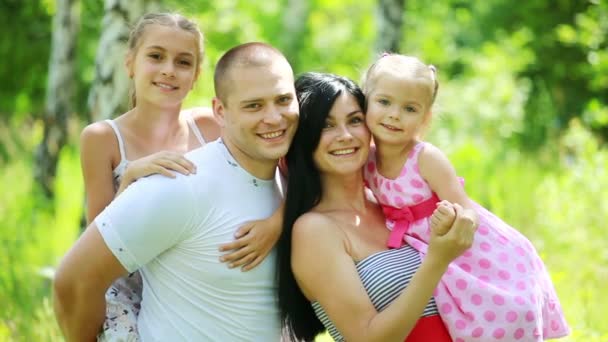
313;93;370;176
365;73;432;147
127;24;200;108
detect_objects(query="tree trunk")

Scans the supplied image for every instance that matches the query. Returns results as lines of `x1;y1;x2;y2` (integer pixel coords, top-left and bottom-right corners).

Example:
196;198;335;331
87;0;161;121
34;0;80;198
374;0;405;54
280;0;310;72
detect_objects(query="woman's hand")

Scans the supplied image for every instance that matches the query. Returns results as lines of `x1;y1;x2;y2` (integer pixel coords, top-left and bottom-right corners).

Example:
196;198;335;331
117;151;196;194
218;215;282;271
427;203;476;267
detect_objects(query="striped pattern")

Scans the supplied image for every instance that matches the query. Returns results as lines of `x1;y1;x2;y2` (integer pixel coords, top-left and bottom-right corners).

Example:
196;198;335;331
311;246;439;341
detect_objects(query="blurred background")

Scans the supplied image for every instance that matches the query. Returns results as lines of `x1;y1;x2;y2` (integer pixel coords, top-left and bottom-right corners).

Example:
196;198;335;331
0;0;606;340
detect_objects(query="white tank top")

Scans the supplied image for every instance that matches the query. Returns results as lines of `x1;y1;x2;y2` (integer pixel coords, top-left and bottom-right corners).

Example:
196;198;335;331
105;112;207;190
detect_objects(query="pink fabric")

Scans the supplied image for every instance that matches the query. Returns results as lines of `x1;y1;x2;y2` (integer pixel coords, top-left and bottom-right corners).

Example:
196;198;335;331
382;193;440;248
364;142;570;342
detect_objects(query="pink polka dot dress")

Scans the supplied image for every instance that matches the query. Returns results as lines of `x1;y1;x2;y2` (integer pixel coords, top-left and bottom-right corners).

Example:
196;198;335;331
364;142;569;341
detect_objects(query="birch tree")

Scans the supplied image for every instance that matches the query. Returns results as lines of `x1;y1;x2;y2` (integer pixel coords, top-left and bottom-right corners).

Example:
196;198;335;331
34;0;80;197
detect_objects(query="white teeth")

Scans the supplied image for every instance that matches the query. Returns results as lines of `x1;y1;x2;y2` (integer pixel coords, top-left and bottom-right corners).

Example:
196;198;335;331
331;148;355;155
156;83;175;89
260;131;283;139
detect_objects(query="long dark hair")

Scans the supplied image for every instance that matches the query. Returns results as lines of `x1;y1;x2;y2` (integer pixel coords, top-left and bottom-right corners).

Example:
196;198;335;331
277;72;365;341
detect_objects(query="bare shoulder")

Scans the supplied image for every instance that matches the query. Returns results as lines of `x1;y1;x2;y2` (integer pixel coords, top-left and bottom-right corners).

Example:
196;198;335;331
418;141;446;161
292;211;346;246
187;106;221;141
80;121;118;151
418;142;453;171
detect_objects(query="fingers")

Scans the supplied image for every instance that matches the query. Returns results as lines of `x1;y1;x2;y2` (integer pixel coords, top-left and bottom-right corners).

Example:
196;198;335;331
241;254;265;272
234;223;255;239
218;235;250;253
449;205;476;245
219;244;251;264
156;159;192;176
231;252;258;270
167;155;196;174
152;164;176;178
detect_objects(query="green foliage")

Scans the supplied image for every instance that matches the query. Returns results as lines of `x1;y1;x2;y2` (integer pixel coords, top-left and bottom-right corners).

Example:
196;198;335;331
2;0;608;340
0;120;82;340
0;1;52;117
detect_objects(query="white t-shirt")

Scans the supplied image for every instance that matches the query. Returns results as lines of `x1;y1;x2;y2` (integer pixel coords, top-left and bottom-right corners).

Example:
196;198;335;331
96;139;283;341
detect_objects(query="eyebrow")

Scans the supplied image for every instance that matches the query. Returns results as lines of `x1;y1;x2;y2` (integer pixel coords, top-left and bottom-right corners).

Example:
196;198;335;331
239;93;293;105
327;110;363;120
144;46;195;57
375;93;422;107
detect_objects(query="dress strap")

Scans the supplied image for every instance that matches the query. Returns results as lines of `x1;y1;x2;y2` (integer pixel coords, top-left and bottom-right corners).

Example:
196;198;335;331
105;119;127;161
186;112;206;146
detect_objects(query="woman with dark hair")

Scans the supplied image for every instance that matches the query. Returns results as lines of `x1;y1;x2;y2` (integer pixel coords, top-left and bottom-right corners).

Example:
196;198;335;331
277;72;476;342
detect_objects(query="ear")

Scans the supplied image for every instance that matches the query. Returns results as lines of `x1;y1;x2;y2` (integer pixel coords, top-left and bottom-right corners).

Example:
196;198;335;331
212;97;227;127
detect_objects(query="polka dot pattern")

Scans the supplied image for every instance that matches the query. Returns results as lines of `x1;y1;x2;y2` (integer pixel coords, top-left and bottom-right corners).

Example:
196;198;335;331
363;142;571;341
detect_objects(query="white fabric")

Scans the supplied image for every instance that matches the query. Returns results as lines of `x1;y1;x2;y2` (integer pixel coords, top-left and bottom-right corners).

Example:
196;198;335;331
185;111;207;146
96;139;283;341
105;120;129;188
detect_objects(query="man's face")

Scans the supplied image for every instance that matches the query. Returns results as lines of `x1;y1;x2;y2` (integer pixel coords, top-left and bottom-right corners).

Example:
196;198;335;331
214;58;299;177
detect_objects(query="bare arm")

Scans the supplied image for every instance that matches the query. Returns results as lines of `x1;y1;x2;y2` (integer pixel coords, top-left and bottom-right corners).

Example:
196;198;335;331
53;223;128;341
291;210;475;342
418;144;479;226
80;123;119;224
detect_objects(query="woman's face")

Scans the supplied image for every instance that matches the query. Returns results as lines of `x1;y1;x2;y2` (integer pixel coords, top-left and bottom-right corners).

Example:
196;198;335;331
313;93;370;176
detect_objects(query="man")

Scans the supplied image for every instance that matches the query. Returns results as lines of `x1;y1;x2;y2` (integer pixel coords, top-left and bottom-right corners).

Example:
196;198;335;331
53;42;299;341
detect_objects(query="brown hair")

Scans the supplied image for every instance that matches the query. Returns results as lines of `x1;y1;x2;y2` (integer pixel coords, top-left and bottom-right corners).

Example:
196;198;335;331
128;12;204;107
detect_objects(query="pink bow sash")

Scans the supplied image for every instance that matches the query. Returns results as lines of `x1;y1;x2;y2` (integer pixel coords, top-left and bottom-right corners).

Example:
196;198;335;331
382;193;440;248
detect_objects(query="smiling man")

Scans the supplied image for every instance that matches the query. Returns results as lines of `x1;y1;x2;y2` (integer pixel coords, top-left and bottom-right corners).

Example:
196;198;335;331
53;42;298;341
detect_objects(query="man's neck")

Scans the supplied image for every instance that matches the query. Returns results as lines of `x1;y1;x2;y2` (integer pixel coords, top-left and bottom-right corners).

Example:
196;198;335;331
220;137;277;180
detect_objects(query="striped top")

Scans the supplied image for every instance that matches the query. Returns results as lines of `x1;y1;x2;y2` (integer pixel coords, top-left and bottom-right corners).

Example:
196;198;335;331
311;245;440;341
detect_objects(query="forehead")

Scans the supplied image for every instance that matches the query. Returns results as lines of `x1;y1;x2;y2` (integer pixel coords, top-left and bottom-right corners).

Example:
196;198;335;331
138;24;198;55
371;72;433;102
328;93;363;118
226;60;295;102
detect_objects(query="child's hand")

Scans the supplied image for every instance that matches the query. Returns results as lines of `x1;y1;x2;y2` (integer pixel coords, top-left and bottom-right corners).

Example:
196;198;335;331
218;216;281;271
118;151;195;193
127;151;196;179
427;203;476;266
430;200;456;236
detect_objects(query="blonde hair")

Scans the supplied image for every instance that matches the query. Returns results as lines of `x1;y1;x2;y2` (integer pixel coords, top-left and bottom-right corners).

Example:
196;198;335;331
127;12;204;107
362;53;439;107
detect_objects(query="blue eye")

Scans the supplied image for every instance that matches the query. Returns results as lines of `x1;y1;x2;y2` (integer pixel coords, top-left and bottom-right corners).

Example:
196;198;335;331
405;105;417;113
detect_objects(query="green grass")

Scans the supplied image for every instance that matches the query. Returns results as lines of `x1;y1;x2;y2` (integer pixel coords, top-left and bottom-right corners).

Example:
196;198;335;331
1;121;606;341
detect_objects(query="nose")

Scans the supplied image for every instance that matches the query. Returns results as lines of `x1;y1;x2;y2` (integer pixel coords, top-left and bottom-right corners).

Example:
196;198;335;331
387;106;400;120
262;104;283;125
161;61;176;77
337;124;354;142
